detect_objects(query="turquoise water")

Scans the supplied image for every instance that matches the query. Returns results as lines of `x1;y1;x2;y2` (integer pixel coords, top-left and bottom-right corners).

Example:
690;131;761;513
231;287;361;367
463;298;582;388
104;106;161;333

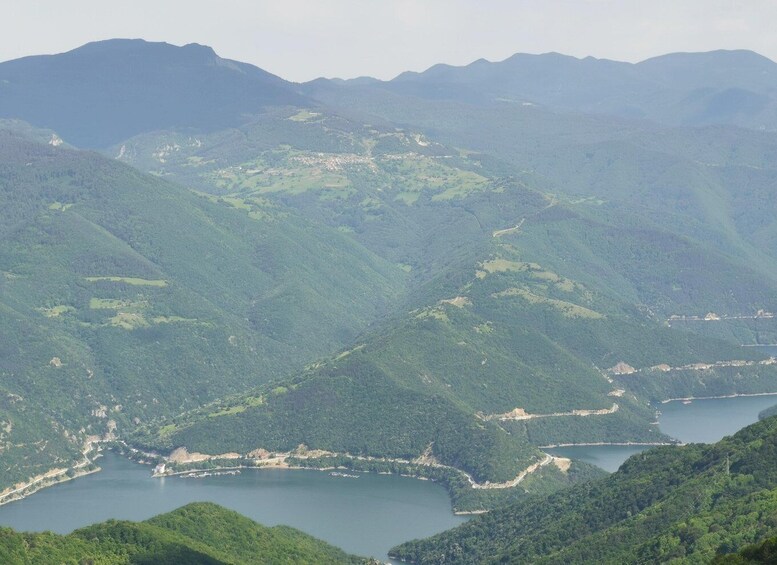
548;393;777;472
0;453;466;561
659;394;777;443
546;445;649;473
3;394;777;559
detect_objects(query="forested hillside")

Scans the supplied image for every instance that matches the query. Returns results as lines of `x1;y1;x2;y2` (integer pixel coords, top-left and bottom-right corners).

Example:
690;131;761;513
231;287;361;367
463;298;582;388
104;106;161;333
391;416;777;564
0;129;405;492
124;92;777;511
0;502;363;564
5;39;777;525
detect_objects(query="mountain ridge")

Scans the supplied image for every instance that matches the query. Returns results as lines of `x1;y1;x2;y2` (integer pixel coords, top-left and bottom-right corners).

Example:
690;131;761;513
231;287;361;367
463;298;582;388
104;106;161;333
321;48;777;130
0;39;311;148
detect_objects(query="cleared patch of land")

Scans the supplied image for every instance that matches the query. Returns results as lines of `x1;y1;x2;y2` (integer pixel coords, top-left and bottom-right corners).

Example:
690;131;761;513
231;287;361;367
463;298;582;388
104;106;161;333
86;276;168;287
492;287;604;319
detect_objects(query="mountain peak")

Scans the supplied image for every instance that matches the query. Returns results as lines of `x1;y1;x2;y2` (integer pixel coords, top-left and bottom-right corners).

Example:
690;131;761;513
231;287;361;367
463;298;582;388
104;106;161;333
65;38;224;67
72;38;214;53
638;48;776;67
0;38;310;148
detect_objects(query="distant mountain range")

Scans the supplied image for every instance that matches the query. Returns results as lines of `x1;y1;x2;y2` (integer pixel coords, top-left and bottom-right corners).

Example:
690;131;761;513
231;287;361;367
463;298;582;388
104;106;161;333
0;39;309;147
3;40;777;150
337;49;777;130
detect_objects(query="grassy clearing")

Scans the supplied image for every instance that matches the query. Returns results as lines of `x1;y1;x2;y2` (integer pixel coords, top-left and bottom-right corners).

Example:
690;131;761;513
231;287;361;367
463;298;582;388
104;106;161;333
89;299;194;327
257;171;351;195
38;305;75;317
89;298;134;309
360;196;382;210
441;296;472;308
530;270;561;282
208;405;247;417
86;276;168;287
216;196;272;220
431;171;491;201
335;344;366;361
382;156;490;202
394;191;420;205
151;316;197;324
221;196;251;211
109;311;150;329
183;155;215;168
208;396;265;418
475;260;581;295
473;322;494;334
48;202;73;211
158;424;178;436
318;187;354;201
554;278;576;292
213;162;352;197
476;259;534;279
415;307;450;322
287;109;321;122
492;287;604;319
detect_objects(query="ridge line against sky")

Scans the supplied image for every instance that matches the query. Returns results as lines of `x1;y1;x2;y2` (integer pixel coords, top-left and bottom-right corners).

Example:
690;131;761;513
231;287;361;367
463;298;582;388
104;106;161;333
3;0;777;82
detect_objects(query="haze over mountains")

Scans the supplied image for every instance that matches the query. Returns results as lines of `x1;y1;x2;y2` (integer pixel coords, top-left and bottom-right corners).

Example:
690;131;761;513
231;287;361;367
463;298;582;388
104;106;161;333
4;38;777;562
4;40;777;150
378;49;777;129
0;39;309;147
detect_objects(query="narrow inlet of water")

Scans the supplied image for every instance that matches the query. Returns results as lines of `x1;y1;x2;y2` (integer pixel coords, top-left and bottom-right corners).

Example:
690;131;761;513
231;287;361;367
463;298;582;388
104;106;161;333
548;393;777;472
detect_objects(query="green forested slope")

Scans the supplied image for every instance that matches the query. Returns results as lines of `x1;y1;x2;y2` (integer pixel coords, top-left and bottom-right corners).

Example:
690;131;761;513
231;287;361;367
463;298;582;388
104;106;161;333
124;103;777;508
108;107;551;284
391;416;777;564
309;84;777;286
715;535;777;564
0;131;406;491
7;41;777;518
115;102;777;321
0;502;362;564
136;207;775;505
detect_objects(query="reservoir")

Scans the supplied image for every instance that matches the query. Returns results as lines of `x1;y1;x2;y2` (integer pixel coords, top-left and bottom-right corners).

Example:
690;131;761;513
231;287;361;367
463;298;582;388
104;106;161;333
548;393;777;471
3;394;777;558
659;394;777;443
545;444;649;473
0;453;466;562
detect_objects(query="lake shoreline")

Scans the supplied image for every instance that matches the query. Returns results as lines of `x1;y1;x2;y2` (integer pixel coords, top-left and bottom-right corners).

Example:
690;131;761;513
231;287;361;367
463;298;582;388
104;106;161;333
8;391;777;511
660;391;777;404
148;459;489;516
0;439;105;508
0;452;467;561
157;462;342;478
539;441;673;448
0;465;101;508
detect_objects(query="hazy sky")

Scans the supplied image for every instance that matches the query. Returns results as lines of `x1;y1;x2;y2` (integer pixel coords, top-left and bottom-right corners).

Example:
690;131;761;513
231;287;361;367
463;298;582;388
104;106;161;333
3;0;777;82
